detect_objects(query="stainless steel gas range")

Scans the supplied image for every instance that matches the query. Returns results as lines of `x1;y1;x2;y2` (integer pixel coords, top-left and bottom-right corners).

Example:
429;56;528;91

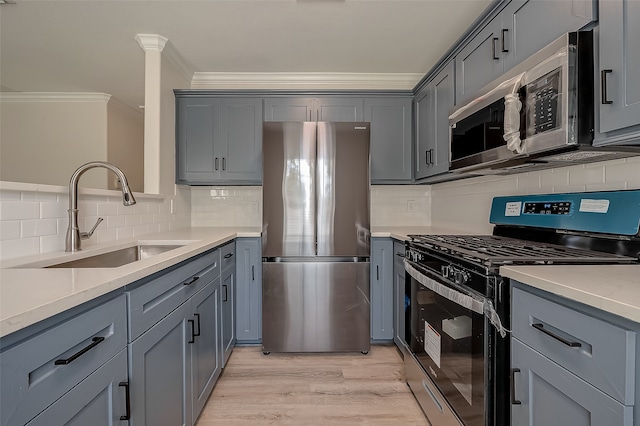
403;190;640;426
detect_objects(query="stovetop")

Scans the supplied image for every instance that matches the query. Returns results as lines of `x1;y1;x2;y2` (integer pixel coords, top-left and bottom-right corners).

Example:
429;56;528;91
408;234;638;268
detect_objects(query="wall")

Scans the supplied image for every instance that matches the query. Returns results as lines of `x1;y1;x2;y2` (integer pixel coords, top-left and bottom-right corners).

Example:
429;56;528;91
190;185;431;228
431;156;640;233
107;99;144;192
0;183;191;261
0;94;110;189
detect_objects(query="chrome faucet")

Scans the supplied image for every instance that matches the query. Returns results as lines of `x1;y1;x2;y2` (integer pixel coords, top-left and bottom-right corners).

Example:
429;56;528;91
66;161;136;252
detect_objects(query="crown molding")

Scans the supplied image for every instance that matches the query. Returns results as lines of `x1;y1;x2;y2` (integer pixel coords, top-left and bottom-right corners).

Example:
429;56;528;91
0;92;111;103
162;43;194;84
191;72;423;90
135;34;168;52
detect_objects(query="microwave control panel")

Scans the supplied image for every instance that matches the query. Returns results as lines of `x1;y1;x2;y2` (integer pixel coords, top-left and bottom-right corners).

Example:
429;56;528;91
526;68;562;136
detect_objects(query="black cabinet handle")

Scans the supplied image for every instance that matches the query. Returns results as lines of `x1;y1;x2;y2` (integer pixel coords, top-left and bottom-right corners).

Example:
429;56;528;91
376;265;379;280
601;69;613;104
501;29;509;52
532;323;581;347
425;150;429;165
252;265;255;281
223;284;228;302
222;157;226;171
510;368;521;405
492;37;499;60
188;319;196;343
215;157;219;171
194;313;201;337
183;276;199;286
54;336;105;365
224;253;234;259
119;382;131;420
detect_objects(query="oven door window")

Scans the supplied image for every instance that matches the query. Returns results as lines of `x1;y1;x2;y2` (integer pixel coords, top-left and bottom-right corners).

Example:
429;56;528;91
409;274;486;423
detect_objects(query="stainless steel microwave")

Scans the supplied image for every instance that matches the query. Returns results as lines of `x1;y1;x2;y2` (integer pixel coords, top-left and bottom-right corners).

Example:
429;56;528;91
449;31;639;174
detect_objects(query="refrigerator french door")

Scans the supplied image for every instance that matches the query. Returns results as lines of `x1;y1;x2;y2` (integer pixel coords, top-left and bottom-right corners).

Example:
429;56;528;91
262;122;371;353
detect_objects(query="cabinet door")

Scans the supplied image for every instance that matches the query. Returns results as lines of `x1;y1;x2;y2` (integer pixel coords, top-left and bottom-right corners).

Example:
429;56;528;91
430;63;455;177
176;97;220;183
364;97;413;182
456;18;504;104
221;265;235;366
502;0;594;72
263;97;313;121
219;98;263;183
314;97;364;122
414;87;432;180
393;241;406;350
511;338;633;426
599;0;640;133
371;238;394;341
129;302;192;426
191;280;222;421
26;350;128;426
235;238;262;343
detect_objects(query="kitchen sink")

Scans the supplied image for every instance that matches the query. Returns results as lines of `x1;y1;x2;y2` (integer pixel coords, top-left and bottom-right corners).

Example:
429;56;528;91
44;244;185;268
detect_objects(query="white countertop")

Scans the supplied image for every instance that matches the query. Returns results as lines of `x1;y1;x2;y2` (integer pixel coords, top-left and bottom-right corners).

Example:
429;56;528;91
501;265;640;323
0;227;261;338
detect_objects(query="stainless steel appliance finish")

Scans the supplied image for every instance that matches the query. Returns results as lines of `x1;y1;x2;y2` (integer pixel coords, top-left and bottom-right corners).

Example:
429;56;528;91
262;121;371;353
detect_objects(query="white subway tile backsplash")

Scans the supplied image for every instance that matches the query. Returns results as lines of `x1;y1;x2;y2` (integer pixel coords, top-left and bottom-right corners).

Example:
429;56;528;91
116;226;134;240
21;219;57;238
1;220;21;240
0;190;21;201
97;202;118;217
1;237;39;259
1;201;39;221
107;214;126;228
40;202;67;219
40;234;65;253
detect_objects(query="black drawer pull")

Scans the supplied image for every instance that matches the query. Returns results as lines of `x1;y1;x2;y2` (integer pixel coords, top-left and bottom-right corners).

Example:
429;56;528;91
215;157;219;171
501;28;509;52
224;253;234;259
223;284;228;302
601;69;613;104
252;265;255;281
376;265;379;280
532;323;581;347
510;368;521;405
188;319;196;343
119;382;131;420
183;276;200;286
492;37;499;60
54;336;105;365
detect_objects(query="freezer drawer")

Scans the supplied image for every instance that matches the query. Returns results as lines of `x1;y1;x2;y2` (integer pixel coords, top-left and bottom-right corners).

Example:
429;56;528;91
262;261;370;353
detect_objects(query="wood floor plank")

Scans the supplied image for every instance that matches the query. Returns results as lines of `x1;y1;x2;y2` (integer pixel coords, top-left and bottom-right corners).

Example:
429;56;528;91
196;346;429;425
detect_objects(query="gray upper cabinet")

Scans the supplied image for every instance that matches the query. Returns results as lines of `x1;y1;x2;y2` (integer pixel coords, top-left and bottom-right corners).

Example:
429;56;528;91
365;97;413;182
264;97;363;122
597;0;640;135
456;0;594;104
415;62;455;180
175;95;262;185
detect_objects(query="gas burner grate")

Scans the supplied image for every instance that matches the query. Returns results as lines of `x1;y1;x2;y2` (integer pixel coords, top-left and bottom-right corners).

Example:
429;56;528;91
408;234;637;267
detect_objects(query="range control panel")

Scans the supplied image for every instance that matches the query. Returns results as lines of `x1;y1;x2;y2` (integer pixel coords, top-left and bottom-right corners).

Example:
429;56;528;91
523;201;572;215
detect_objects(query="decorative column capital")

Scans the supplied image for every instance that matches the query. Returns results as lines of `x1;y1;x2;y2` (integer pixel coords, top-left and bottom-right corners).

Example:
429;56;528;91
135;34;168;52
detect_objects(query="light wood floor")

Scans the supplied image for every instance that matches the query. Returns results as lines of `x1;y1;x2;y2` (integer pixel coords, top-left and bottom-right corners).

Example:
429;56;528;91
196;345;429;425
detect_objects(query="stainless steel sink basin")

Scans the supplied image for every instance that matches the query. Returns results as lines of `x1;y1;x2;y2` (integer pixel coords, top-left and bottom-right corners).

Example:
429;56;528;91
45;244;184;268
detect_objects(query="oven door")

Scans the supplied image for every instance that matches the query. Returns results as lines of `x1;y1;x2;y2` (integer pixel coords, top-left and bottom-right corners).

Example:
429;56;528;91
405;261;489;426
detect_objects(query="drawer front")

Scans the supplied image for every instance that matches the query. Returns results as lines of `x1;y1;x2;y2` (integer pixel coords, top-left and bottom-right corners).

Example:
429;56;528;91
512;287;636;404
220;241;236;270
0;295;127;426
128;249;219;341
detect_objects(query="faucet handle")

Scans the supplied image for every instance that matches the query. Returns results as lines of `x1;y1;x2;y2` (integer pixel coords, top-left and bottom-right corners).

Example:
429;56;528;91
80;217;104;240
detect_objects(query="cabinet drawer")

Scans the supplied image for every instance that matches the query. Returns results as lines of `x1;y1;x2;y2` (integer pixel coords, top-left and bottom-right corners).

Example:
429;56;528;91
512;287;636;404
128;249;219;341
0;295;127;426
220;241;236;270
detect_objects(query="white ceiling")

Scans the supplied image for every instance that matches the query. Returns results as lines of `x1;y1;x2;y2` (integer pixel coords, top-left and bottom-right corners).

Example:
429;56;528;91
0;0;492;110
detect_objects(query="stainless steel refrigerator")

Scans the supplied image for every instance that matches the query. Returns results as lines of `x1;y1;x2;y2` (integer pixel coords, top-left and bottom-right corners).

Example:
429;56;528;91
262;121;371;353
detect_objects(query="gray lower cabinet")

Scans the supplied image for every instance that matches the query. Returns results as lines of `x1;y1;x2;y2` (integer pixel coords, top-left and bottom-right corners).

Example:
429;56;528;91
511;282;637;425
236;238;262;343
263;97;363;122
415;61;454;180
25;349;129;426
392;240;406;351
0;294;127;426
371;238;394;341
364;97;413;182
456;0;594;104
175;95;262;185
597;0;640;135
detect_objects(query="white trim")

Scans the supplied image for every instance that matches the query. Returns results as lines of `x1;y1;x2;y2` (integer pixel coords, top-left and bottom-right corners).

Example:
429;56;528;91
191;72;423;90
135;34;168;52
0;92;111;103
162;43;194;84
